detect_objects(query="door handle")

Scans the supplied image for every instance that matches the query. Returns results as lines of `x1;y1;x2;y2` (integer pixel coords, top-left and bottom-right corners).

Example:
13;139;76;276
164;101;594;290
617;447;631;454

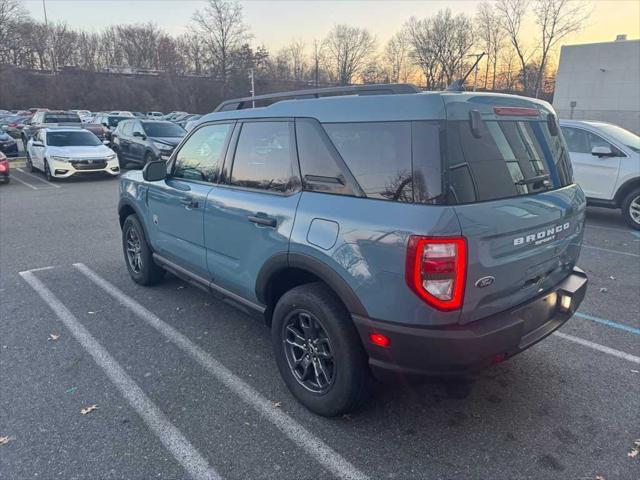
179;197;199;209
248;213;277;227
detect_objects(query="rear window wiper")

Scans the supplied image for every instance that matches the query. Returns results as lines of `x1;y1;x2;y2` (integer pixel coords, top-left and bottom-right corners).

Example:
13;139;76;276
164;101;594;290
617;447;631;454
515;173;551;186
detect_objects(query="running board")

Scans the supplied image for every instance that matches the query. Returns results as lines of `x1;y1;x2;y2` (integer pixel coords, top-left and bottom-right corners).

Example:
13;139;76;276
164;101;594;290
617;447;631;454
152;253;266;314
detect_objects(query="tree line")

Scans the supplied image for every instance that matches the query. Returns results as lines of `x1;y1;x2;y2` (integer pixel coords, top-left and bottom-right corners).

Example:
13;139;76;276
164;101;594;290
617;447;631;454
0;0;590;100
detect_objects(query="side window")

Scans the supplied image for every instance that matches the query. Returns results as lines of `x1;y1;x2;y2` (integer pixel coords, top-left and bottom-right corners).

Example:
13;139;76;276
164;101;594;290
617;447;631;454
587;132;616;152
173;123;232;183
323;121;412;202
562;127;590;153
230;121;296;193
132;122;144;136
122;121;133;135
295;119;353;195
412;121;443;203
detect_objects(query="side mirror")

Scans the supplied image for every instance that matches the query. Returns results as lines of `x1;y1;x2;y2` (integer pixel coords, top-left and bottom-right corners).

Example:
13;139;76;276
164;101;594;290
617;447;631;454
32;141;44;148
591;145;614;157
133;131;146;140
142;160;167;182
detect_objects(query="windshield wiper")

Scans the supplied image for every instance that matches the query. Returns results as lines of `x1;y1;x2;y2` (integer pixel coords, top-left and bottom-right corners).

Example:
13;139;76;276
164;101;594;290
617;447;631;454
515;174;551;186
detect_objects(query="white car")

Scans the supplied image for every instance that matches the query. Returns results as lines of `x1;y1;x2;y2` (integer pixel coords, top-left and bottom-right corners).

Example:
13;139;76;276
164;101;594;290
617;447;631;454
25;128;120;181
560;120;640;229
70;110;93;123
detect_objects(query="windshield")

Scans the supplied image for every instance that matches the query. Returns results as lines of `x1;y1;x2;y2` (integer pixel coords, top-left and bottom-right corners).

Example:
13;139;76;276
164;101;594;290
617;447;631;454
47;131;102;147
44;113;81;124
593;123;640;153
445;119;573;204
143;122;185;138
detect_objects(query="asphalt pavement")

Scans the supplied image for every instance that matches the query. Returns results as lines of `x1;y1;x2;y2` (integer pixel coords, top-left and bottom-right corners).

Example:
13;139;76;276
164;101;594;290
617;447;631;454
1;170;638;480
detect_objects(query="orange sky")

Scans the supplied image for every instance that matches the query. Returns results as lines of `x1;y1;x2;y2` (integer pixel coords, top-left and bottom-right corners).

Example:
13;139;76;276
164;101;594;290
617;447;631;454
24;0;640;49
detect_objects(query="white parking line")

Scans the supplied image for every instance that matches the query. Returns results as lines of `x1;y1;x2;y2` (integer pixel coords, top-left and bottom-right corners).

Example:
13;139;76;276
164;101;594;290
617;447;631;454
10;174;39;190
16;168;61;188
580;244;640;258
554;332;640;364
74;263;370;480
19;269;221;480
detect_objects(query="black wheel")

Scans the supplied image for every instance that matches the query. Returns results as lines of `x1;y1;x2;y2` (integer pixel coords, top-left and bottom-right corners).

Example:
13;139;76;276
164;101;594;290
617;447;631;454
621;188;640;230
43;160;54;181
271;283;372;416
26;153;36;172
122;214;165;285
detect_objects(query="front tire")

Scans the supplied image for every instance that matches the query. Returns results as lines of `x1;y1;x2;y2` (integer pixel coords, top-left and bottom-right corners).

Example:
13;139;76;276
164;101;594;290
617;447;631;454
43;160;54;181
621;188;640;230
26;153;36;172
122;214;165;285
271;283;372;417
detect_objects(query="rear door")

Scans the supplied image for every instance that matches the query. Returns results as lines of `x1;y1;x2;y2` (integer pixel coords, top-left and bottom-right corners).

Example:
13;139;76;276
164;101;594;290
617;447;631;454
444;105;585;324
204;120;301;303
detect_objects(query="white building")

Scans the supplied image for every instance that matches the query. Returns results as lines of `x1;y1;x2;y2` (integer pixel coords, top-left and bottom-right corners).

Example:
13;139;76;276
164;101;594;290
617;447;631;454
553;37;640;134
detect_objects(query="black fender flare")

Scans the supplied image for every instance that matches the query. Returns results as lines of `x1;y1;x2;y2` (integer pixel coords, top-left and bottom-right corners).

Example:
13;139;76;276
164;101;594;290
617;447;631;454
118;198;152;246
255;252;368;317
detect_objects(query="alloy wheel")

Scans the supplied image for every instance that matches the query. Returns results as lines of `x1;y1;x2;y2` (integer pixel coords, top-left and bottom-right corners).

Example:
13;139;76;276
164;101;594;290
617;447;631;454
630;195;640;226
282;310;335;394
125;225;143;274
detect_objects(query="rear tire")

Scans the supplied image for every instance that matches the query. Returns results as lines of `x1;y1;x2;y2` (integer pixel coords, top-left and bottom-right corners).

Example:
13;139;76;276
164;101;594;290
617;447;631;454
122;214;165;285
26;154;36;172
271;283;372;417
621;188;640;230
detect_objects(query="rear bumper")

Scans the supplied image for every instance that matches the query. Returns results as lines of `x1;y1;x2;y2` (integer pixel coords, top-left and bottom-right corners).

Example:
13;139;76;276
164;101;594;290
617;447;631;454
353;267;588;378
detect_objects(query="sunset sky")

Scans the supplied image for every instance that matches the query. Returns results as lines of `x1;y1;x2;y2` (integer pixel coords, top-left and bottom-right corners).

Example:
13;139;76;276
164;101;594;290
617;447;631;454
23;0;640;50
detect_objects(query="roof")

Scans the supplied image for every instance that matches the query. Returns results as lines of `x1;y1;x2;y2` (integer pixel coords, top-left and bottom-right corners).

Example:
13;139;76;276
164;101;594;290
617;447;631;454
199;90;553;124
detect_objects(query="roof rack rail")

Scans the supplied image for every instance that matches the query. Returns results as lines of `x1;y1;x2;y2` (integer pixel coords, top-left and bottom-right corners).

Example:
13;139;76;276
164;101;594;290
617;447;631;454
214;83;421;112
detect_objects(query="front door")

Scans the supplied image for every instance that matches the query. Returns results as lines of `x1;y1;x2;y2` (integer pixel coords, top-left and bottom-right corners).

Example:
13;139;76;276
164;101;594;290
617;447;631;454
147;122;235;278
562;126;622;199
204;120;301;303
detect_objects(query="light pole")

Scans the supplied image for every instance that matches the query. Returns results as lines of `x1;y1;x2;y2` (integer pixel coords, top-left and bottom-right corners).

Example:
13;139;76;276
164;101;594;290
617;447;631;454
248;68;255;108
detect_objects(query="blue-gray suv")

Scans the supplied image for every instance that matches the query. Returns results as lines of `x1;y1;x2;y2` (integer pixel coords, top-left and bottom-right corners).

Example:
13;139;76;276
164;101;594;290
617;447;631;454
118;84;588;416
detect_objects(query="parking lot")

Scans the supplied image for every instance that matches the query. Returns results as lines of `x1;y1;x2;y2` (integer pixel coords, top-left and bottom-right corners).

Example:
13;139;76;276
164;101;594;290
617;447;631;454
1;169;638;479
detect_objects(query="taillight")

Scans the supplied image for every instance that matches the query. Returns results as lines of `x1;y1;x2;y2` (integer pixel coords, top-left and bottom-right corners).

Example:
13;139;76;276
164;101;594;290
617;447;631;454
405;236;467;311
493;106;540;117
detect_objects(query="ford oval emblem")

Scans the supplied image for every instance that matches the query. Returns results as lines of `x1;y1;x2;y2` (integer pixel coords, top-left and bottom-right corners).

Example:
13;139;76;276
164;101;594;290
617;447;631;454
475;276;495;288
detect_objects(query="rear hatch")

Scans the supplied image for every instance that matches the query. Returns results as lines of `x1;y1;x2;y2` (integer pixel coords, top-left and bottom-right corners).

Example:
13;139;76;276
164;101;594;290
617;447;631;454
443;94;586;324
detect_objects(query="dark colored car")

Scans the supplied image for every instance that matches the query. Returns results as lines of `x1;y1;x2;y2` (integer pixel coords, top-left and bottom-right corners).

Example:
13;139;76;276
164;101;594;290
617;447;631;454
22;110;108;148
111;119;185;166
0;151;10;183
1;115;32;138
0;132;19;157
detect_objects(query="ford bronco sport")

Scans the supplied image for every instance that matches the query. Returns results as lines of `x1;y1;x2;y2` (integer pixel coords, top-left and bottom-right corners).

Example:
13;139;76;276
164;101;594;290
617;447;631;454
118;84;588;416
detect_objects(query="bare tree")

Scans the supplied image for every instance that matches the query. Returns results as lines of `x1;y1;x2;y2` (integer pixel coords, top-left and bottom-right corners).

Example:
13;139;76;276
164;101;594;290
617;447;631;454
476;2;505;90
532;0;590;97
405;17;442;89
384;31;412;83
192;0;249;86
0;0;27;62
496;0;532;94
322;24;376;85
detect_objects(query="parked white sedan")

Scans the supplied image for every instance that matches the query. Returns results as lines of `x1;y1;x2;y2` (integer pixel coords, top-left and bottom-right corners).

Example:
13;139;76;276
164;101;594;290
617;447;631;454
560;120;640;229
26;128;120;181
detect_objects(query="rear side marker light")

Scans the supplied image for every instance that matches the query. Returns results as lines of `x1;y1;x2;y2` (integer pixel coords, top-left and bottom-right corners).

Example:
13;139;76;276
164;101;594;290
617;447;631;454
405;236;467;311
369;333;390;348
493;106;540;117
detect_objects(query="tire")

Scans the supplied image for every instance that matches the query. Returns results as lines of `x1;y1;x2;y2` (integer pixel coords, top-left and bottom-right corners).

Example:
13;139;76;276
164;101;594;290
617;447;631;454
26;153;36;173
271;283;372;416
621;188;640;230
43;160;54;181
122;214;165;285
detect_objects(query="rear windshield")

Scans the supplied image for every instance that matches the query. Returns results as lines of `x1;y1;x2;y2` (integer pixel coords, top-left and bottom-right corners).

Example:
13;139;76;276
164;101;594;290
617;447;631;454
47;131;101;147
143;122;185;138
44;113;81;124
444;120;573;204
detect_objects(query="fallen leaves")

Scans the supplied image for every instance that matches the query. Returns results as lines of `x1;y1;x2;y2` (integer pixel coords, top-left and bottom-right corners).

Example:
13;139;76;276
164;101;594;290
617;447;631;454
629;439;640;459
80;404;98;415
48;333;60;341
0;436;10;446
272;401;282;408
599;287;608;293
